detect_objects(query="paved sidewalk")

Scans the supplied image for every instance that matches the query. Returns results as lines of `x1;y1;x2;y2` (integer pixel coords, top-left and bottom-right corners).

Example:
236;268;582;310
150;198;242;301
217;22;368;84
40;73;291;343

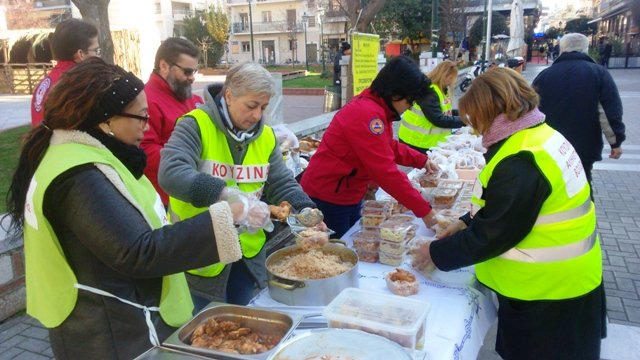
1;63;639;360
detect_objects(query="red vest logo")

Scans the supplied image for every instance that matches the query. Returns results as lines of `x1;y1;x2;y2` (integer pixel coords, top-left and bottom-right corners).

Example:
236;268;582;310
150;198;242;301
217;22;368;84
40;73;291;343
369;118;385;135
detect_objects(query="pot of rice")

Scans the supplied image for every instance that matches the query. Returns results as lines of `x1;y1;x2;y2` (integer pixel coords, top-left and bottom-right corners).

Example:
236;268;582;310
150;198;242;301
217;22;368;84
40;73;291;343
265;243;359;306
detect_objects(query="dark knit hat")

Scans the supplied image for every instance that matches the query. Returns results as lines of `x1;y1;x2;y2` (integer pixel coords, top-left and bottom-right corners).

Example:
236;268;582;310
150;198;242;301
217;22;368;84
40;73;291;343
86;71;144;127
341;42;351;51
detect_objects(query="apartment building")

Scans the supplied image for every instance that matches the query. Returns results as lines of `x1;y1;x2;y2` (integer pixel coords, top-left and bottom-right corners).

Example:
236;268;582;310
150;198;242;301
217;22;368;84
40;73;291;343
226;0;349;66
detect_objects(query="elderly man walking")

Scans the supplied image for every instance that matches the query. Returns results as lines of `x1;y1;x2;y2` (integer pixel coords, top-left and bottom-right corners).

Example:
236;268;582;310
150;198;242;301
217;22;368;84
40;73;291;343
533;33;625;184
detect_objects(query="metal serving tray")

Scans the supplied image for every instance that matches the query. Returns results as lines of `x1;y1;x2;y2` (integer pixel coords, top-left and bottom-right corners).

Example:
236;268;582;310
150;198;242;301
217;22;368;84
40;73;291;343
134;346;209;359
163;304;301;360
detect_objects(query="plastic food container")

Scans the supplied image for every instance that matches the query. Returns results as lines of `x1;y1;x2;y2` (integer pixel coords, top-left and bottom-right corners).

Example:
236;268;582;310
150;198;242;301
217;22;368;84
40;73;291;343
323;288;430;349
360;213;387;227
379;220;417;243
355;248;379;263
352;230;381;252
379;251;404;266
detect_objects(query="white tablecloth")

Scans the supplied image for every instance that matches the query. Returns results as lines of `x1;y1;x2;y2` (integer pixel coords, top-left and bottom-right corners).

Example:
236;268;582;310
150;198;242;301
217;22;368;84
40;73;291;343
250;220;498;360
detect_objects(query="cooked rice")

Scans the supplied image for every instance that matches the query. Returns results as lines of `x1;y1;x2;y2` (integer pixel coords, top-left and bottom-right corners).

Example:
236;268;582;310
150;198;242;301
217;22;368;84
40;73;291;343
270;249;353;280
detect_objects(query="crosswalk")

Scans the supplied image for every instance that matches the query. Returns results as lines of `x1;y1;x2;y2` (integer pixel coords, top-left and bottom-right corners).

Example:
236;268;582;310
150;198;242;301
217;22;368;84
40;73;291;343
595;144;640;172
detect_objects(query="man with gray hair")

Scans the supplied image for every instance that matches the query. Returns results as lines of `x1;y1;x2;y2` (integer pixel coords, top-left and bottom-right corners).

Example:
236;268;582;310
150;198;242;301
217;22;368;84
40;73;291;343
533;33;625;185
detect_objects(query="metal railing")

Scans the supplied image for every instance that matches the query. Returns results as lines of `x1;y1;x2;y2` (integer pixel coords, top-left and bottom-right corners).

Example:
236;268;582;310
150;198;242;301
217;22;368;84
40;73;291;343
232;21;303;34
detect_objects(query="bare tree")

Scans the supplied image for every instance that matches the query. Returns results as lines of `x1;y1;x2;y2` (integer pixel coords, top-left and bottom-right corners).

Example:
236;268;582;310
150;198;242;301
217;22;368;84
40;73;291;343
440;0;470;57
334;0;388;33
71;0;115;64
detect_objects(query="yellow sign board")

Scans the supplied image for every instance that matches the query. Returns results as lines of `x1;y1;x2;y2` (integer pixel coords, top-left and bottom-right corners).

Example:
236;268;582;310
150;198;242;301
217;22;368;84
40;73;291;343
351;32;380;96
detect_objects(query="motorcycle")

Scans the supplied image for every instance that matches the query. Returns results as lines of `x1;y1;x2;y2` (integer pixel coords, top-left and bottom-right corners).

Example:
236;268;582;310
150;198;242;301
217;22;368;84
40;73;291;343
459;60;487;92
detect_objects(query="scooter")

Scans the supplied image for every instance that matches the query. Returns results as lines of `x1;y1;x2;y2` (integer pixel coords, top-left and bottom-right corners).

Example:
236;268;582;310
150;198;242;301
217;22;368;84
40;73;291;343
459;60;487;92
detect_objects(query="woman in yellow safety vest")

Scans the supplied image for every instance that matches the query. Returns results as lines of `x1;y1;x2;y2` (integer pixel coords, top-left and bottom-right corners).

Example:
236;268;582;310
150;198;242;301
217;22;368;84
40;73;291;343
398;60;465;152
158;62;319;310
411;68;605;360
3;58;263;359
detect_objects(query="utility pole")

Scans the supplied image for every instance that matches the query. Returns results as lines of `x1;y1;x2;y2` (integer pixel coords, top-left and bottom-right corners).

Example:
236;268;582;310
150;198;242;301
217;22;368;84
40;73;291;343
303;12;309;71
431;0;440;58
481;0;488;70
248;0;255;61
484;0;494;68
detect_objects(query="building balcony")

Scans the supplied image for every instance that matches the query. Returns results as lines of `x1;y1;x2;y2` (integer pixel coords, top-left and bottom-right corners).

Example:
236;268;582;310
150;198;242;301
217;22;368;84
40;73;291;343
173;9;195;21
33;0;71;10
227;0;298;6
232;21;303;34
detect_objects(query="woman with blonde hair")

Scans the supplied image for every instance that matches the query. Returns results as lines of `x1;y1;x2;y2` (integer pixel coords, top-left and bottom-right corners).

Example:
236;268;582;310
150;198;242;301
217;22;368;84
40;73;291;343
412;68;605;359
399;59;465;152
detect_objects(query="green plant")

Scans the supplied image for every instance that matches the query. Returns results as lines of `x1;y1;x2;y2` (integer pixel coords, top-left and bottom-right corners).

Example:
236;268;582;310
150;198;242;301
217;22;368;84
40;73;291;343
588;46;600;63
611;38;625;56
0;125;30;214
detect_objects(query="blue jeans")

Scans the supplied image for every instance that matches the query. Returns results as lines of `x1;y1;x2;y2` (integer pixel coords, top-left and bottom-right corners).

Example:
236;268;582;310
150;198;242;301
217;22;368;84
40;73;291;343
226;260;257;305
311;197;362;238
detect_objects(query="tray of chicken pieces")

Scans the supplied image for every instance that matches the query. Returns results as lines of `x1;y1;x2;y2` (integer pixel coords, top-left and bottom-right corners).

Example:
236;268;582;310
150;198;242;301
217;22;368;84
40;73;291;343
163;304;302;360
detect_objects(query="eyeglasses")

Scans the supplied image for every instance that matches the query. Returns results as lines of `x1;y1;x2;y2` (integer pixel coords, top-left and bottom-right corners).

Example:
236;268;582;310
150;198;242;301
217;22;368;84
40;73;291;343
172;63;198;77
85;47;102;56
120;112;149;125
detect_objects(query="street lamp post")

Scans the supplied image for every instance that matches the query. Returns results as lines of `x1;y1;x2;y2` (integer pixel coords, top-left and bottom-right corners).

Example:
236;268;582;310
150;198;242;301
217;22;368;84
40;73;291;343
319;9;325;72
303;12;309;71
248;0;255;61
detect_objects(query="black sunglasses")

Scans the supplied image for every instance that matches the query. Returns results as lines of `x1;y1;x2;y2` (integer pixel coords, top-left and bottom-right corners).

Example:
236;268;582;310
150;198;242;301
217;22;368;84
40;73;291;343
172;63;197;77
120;112;149;125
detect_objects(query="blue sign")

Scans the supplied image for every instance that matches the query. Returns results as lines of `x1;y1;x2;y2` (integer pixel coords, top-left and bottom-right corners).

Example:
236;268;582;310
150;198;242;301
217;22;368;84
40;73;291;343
534;32;544;38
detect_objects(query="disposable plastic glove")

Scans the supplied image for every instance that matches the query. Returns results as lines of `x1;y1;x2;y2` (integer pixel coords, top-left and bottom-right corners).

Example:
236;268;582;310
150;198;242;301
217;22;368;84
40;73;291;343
242;198;274;234
220;187;249;224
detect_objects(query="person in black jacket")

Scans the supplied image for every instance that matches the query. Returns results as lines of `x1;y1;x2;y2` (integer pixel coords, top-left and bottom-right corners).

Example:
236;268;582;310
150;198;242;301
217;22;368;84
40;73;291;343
533;33;625;184
4;58;271;359
333;42;351;85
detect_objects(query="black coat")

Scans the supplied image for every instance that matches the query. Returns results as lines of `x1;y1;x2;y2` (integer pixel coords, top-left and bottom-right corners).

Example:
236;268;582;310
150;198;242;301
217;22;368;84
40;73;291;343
532;52;625;165
44;164;225;359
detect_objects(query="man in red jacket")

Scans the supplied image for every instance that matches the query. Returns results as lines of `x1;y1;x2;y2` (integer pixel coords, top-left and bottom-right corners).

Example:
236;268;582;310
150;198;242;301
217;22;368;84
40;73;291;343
31;19;99;127
301;56;439;237
141;38;203;206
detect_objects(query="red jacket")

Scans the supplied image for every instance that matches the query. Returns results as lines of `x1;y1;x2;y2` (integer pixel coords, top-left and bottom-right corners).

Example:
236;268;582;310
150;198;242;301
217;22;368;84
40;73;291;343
31;60;76;127
301;88;432;217
140;72;203;205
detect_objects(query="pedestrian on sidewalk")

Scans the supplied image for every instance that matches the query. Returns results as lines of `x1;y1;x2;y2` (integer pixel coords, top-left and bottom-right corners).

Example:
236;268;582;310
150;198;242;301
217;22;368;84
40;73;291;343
532;33;625;185
4;57;271;359
31;19;100;128
413;67;605;360
140;38;203;207
333;42;351;86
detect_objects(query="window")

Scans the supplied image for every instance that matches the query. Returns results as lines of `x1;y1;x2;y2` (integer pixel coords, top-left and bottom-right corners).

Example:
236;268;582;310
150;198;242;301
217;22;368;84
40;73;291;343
289;39;297;51
262;11;272;23
242;42;251;53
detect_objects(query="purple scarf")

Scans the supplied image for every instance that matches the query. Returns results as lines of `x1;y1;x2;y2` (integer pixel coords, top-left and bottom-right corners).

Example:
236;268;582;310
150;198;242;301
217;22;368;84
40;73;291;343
482;108;546;148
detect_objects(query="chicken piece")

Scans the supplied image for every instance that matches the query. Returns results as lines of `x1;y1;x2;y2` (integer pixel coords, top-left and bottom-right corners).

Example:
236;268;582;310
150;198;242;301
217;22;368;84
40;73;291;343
269;201;292;221
218;320;240;332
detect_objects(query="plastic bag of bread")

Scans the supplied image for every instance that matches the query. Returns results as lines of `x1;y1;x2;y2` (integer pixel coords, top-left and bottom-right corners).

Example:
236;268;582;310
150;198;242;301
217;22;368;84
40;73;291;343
406;236;436;276
385;268;419;296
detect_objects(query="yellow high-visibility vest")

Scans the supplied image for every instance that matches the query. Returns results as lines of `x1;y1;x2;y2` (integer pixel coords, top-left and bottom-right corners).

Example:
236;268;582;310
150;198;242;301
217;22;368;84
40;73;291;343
169;109;276;277
399;84;453;149
24;139;192;328
472;123;601;300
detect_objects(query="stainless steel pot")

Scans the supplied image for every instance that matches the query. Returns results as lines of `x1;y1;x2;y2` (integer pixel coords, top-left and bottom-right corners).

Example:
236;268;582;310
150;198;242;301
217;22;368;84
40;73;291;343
265;242;359;306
